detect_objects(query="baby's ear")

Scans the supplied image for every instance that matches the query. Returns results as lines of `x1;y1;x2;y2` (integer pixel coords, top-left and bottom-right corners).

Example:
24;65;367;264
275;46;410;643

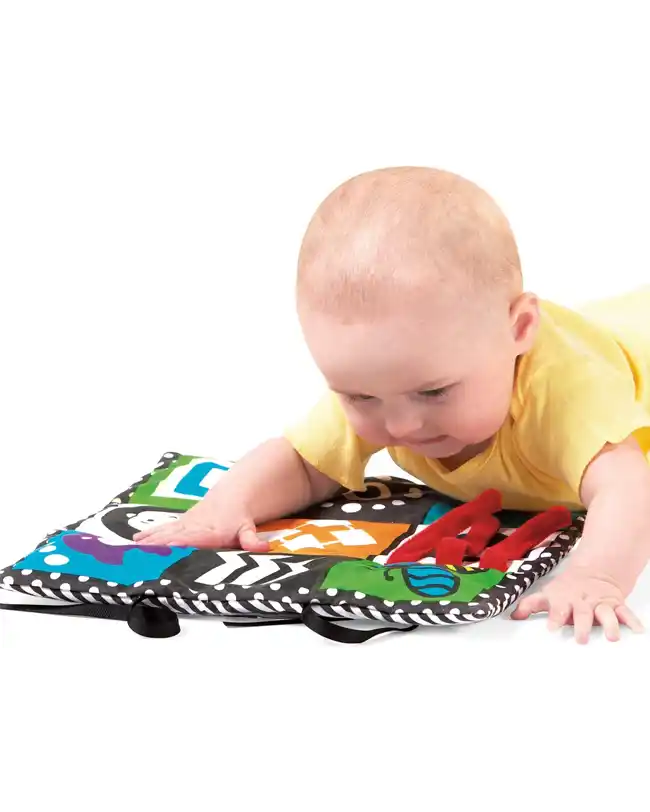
510;292;540;353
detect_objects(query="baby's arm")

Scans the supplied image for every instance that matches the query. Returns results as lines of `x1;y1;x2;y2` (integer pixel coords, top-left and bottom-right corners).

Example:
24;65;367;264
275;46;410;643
512;437;649;642
134;438;340;550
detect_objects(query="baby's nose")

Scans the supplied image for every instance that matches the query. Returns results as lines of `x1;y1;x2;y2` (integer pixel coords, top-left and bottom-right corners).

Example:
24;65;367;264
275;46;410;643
385;410;426;440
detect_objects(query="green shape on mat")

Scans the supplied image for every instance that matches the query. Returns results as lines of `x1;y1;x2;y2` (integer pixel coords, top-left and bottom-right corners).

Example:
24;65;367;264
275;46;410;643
129;455;200;509
320;559;504;604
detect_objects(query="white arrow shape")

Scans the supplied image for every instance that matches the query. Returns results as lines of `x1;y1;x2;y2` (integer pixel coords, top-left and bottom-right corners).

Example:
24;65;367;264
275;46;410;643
195;552;249;586
195;553;314;587
232;555;291;586
282;558;314;579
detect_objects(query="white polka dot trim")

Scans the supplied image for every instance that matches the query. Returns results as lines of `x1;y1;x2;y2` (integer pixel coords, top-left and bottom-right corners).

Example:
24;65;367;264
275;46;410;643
371;504;386;511
298;587;309;595
392;500;405;506
341;503;362;514
270;583;281;591
50;573;61;580
160;579;171;586
354;591;366;599
326;588;338;597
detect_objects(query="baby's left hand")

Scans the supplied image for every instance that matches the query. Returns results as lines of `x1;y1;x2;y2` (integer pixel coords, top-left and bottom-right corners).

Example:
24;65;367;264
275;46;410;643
510;565;644;643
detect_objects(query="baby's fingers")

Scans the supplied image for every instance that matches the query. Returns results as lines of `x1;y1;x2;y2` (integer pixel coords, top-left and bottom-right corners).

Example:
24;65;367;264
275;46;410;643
133;527;161;542
615;605;644;634
137;523;214;547
573;605;594;644
547;600;572;631
511;592;549;620
238;523;269;553
594;604;620;642
135;524;182;545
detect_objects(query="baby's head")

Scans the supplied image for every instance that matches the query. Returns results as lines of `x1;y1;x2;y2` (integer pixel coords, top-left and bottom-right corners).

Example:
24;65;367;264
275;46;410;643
296;167;539;460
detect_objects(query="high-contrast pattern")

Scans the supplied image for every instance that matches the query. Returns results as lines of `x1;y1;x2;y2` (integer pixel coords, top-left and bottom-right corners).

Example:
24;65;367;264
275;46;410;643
0;452;583;628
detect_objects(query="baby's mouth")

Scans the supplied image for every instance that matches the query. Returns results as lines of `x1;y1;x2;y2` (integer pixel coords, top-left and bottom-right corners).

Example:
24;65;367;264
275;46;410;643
404;435;448;446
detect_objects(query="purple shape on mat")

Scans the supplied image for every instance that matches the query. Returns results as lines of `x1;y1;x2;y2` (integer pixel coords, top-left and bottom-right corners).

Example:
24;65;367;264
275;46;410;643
63;532;173;565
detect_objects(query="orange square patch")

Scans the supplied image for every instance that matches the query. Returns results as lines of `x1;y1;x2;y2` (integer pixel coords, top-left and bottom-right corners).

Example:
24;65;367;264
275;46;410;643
257;519;410;557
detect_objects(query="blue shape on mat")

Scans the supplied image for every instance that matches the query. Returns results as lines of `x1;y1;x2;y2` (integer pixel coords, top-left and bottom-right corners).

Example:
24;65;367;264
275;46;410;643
176;461;229;498
422;502;456;524
402;564;458;597
14;532;195;587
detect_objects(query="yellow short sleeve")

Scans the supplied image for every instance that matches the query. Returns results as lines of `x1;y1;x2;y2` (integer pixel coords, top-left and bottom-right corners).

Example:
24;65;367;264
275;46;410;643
284;392;383;490
520;362;650;496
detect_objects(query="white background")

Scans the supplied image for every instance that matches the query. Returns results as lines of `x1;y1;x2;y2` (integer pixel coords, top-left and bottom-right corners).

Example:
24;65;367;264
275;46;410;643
1;2;649;810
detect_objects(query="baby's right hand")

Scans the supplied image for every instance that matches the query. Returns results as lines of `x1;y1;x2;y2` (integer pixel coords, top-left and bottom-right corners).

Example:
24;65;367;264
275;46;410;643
132;502;269;552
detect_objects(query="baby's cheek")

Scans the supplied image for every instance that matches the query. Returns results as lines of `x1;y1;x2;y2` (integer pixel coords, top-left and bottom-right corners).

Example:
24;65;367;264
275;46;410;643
347;413;389;446
436;399;487;439
462;400;507;439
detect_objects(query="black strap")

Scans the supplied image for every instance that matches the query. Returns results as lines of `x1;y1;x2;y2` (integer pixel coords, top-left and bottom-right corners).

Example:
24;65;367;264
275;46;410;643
0;600;180;639
1;600;418;642
223;617;303;628
299;605;418;643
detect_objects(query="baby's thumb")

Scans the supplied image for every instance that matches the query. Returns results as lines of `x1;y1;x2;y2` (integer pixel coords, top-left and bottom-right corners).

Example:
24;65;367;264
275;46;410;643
238;522;268;552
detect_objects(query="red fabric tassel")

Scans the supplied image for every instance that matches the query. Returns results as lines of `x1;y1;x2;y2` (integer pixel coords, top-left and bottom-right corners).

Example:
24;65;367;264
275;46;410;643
464;514;502;557
479;506;572;572
386;489;502;564
435;537;468;567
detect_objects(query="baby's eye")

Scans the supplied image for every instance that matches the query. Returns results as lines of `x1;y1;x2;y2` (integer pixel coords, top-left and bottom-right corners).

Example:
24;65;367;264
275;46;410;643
346;394;376;403
418;387;450;399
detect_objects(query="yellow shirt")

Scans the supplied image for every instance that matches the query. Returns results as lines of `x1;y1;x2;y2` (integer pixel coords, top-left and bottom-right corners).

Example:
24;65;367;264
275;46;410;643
285;289;650;511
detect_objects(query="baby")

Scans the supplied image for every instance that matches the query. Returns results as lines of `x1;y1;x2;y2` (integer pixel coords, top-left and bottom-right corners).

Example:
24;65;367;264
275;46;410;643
136;167;650;643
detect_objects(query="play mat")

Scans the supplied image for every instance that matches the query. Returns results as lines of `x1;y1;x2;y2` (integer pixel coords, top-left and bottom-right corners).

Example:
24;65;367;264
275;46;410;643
0;451;583;643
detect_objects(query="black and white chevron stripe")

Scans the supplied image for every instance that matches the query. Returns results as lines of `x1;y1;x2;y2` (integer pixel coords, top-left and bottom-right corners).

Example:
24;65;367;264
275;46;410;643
193;551;315;587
